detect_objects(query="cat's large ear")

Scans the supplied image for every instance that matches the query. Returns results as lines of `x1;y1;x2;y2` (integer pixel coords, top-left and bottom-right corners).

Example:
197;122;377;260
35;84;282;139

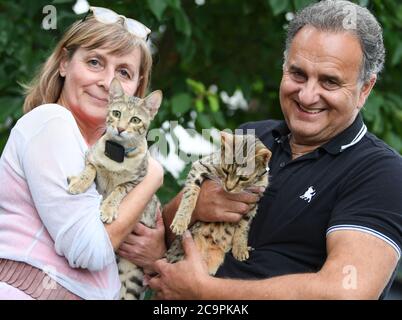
144;90;163;119
109;78;125;101
220;131;233;165
255;141;272;166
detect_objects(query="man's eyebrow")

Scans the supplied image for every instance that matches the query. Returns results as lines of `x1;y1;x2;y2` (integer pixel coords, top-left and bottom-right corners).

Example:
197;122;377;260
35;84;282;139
319;74;342;83
288;65;306;74
289;64;342;83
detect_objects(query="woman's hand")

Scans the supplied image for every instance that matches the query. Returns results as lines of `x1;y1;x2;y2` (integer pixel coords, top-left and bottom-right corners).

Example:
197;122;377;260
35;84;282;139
117;208;167;274
191;179;265;224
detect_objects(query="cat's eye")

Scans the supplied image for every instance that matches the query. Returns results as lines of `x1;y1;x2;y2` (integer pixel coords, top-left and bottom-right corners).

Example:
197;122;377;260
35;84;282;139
239;176;249;181
131;116;141;124
112;110;121;118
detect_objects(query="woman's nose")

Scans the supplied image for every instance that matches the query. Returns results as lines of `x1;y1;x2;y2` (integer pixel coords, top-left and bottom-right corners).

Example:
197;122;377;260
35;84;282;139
97;69;116;92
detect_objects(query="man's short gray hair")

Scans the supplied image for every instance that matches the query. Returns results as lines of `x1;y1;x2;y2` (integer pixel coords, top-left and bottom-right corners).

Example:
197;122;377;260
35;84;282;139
284;0;385;83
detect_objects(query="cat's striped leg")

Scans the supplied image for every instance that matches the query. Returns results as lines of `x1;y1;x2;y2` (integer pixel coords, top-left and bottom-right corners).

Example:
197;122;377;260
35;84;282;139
67;162;97;194
100;182;134;223
170;182;201;235
231;207;257;261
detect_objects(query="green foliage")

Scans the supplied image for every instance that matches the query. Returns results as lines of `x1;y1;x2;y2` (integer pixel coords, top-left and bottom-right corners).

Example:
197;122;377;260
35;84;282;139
0;1;401;257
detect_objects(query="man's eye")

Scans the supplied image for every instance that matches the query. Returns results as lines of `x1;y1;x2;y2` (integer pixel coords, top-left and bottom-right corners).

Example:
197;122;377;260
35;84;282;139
323;79;339;89
290;71;306;81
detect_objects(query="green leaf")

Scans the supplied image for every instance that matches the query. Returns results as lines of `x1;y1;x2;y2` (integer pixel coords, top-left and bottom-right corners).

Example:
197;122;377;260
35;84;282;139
384;132;402;153
293;0;315;11
173;9;192;36
195;99;204;112
207;94;219;112
362;92;383;122
171;93;193;114
196;113;213;129
268;0;290;16
147;0;168;21
392;42;402;66
167;0;181;10
186;78;205;95
52;0;74;3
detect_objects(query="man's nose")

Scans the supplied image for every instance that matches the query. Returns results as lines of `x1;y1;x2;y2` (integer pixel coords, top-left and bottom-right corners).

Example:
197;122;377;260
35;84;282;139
298;80;320;106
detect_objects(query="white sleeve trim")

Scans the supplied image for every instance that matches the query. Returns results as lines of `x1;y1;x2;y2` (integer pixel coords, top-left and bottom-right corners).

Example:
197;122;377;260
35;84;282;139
326;224;401;260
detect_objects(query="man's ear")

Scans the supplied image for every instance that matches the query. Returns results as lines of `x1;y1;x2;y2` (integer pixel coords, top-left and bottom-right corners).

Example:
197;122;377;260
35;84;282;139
59;48;69;77
357;74;377;110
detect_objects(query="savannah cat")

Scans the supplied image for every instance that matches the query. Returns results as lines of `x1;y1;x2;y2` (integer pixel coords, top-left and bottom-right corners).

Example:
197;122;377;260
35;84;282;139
166;132;271;275
67;78;162;300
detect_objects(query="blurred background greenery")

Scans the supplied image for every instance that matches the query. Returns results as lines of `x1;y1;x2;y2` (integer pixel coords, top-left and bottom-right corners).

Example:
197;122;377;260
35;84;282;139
0;0;401;289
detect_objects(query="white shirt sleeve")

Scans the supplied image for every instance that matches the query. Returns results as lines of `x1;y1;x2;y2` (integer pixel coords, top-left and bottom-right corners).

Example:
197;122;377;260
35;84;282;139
16;106;115;271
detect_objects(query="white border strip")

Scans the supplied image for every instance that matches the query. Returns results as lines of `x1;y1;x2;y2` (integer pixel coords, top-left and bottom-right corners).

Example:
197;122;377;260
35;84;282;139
340;124;367;151
327;224;401;260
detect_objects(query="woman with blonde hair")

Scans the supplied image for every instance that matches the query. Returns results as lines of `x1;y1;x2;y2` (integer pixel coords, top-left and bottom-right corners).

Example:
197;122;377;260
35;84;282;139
0;7;164;299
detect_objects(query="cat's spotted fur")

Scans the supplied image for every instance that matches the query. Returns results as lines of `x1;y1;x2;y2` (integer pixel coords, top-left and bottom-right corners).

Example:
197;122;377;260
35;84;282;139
67;78;162;299
166;132;271;275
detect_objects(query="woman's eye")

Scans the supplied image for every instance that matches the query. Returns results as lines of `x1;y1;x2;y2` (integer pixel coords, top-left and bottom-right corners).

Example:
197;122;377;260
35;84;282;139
131;116;141;124
88;59;100;67
119;69;131;79
112;110;121;118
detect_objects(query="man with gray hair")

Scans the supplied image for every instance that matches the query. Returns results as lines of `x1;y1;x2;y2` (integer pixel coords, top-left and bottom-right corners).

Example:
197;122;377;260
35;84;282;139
137;0;402;299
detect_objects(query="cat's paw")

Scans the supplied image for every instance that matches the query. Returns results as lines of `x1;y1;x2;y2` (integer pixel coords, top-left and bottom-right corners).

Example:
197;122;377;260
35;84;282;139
67;176;85;194
100;202;118;224
232;244;250;261
170;219;188;236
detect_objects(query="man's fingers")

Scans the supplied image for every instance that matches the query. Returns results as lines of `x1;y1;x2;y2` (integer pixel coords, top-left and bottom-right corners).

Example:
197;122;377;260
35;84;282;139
219;211;244;223
182;230;199;259
153;258;168;274
221;200;251;216
225;191;260;204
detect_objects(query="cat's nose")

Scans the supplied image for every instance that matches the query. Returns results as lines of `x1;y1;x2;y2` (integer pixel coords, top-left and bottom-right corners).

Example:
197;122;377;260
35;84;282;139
117;127;125;135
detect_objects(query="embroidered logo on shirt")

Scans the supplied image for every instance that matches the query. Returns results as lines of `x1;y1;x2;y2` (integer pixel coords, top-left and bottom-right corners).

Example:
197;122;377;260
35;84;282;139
300;186;316;203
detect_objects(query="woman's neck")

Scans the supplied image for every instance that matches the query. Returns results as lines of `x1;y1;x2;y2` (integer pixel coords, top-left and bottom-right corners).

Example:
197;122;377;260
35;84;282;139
57;98;105;146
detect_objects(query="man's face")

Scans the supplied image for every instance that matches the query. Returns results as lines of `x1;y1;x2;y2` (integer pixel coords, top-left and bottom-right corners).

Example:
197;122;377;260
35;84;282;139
279;26;375;145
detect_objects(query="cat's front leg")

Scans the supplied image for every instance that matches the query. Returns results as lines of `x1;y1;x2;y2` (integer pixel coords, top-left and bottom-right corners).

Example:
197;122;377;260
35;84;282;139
170;183;201;235
67;162;97;194
231;207;257;261
100;183;134;223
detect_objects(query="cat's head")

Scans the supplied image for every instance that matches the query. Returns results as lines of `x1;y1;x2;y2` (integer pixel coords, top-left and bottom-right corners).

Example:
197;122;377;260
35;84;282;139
105;78;162;143
217;132;271;193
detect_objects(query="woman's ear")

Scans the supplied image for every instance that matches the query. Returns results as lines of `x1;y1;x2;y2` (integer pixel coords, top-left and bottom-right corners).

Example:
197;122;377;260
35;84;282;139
59;48;69;78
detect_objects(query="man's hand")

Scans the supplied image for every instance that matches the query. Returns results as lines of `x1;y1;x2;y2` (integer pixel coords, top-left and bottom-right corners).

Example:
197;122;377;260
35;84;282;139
192;179;264;224
148;230;211;300
117;209;167;274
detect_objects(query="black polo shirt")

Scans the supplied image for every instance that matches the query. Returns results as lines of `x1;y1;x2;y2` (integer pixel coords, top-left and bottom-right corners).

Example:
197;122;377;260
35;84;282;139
215;114;402;298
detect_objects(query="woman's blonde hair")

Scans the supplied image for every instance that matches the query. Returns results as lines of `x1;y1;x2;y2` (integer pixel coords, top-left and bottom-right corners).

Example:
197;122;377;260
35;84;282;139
22;15;153;113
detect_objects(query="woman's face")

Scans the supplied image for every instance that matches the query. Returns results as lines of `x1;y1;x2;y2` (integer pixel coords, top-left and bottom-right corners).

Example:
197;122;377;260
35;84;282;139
58;46;142;130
